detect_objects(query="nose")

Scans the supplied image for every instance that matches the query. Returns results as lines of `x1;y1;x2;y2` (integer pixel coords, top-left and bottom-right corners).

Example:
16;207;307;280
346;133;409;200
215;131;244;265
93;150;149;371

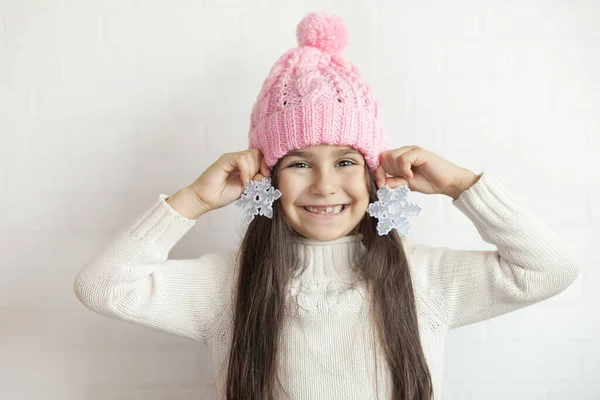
310;169;337;196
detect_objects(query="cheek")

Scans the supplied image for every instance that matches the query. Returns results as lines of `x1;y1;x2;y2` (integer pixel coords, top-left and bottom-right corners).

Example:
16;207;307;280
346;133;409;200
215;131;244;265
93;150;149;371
347;173;370;200
277;176;301;206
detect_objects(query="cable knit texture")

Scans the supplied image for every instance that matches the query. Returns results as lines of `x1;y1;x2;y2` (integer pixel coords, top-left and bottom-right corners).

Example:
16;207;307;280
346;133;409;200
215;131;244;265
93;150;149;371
73;172;579;400
248;12;389;172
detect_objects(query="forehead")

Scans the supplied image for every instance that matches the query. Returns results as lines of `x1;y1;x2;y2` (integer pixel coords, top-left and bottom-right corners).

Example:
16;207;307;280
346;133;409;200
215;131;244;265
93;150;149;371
283;144;362;158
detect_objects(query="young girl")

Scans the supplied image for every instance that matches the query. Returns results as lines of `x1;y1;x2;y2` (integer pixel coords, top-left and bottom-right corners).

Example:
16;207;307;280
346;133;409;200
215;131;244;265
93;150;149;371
74;12;579;400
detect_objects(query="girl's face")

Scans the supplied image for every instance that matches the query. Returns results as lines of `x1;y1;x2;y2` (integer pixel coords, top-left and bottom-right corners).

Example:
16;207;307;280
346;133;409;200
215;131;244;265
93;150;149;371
277;144;370;241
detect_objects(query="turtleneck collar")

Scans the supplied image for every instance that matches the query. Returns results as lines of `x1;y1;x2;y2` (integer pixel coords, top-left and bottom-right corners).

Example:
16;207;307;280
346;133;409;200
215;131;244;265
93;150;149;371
291;233;366;281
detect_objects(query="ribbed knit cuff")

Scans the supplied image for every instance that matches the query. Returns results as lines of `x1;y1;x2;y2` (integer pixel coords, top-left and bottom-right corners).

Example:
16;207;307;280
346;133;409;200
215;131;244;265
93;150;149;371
126;193;197;254
451;172;521;227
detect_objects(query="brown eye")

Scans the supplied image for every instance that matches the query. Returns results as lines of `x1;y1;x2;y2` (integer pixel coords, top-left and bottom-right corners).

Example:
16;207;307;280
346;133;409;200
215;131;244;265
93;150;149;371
289;162;308;168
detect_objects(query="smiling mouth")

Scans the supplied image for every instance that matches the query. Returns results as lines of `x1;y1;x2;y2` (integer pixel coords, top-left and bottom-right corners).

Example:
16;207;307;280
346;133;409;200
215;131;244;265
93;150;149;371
303;204;348;215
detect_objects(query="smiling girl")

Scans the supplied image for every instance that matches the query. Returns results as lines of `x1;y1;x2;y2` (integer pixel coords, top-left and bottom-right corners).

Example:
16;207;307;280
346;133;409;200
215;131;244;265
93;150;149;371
74;12;578;400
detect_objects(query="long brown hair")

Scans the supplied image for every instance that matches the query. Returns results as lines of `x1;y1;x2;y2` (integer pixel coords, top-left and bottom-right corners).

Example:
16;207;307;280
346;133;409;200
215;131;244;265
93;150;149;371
226;159;433;399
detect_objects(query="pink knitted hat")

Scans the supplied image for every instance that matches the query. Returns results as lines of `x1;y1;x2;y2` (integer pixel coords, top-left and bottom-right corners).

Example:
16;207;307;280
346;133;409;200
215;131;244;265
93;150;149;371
248;12;389;173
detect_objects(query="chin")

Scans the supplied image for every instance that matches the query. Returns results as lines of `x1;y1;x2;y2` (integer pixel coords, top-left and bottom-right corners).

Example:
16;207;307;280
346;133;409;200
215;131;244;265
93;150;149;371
298;228;354;241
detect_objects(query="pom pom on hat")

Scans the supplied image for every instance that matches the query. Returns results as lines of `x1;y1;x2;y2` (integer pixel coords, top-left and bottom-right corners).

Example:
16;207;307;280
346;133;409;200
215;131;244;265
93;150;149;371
296;12;349;55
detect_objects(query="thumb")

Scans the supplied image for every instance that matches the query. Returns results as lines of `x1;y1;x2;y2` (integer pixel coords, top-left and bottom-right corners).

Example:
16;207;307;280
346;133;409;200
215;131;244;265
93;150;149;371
251;157;271;182
385;176;410;190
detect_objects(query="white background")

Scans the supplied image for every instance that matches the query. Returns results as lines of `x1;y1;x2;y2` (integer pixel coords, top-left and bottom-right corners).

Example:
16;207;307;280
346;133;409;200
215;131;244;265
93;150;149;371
0;0;598;399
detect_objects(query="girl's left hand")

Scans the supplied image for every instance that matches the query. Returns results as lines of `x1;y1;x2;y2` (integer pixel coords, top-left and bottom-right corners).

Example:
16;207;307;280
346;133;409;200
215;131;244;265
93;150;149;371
374;146;480;200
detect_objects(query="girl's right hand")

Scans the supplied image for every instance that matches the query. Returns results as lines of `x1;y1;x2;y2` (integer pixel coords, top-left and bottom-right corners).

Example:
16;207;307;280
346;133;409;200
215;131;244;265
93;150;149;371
188;149;271;212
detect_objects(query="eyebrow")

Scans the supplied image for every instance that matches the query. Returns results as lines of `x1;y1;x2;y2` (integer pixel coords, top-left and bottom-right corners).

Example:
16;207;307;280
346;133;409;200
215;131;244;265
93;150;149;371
285;148;362;158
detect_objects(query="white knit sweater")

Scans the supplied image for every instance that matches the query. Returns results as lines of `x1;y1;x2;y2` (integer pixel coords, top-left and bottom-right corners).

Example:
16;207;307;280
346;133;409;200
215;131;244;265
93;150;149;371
73;172;579;399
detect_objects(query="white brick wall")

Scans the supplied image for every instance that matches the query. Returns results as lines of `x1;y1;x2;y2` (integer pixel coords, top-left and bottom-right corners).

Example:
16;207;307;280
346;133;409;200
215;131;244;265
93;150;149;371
0;0;598;399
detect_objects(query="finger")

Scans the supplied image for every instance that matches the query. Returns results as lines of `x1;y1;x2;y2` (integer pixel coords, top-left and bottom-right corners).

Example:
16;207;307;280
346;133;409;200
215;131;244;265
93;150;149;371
406;148;431;177
237;156;250;185
247;149;268;180
399;147;428;176
397;155;414;179
259;155;271;178
220;152;239;174
382;148;410;176
380;154;396;180
374;164;386;189
378;145;416;161
244;151;257;177
385;176;410;190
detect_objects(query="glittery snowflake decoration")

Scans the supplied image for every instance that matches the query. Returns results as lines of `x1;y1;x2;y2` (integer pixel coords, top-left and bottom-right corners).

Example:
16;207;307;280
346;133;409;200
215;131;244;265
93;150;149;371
234;177;282;225
367;185;422;236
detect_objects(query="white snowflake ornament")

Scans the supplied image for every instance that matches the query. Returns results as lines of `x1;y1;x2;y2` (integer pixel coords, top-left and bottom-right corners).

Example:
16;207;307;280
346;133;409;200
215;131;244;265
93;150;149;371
367;185;422;236
234;177;282;225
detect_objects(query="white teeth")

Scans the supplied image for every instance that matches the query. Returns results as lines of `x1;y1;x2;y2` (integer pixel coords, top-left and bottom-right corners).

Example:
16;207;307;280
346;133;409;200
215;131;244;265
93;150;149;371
304;205;345;215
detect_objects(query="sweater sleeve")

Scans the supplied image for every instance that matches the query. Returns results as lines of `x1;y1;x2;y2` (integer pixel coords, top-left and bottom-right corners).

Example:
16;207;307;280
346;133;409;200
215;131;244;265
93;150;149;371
73;193;237;345
407;172;579;329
